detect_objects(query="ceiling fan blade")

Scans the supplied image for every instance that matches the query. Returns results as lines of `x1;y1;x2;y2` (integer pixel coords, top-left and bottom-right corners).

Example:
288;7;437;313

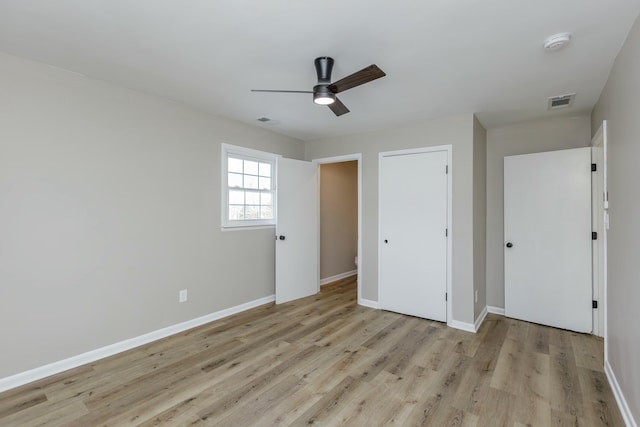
327;97;350;116
251;89;313;94
328;64;386;94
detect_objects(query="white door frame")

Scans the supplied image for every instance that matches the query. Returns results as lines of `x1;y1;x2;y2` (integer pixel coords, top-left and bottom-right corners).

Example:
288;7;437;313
591;121;608;342
313;154;363;305
377;145;453;325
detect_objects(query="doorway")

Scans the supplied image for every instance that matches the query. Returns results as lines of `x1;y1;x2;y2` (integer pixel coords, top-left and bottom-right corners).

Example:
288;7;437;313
315;154;363;303
319;161;358;286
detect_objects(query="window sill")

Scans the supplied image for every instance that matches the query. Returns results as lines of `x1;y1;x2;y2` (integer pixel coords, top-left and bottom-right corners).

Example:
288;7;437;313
220;224;276;232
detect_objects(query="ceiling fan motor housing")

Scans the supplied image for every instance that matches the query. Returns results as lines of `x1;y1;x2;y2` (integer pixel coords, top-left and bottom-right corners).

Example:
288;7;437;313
313;57;336;104
314;57;334;84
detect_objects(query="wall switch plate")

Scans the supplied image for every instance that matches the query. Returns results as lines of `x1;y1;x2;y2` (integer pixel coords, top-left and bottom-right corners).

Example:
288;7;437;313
179;289;188;303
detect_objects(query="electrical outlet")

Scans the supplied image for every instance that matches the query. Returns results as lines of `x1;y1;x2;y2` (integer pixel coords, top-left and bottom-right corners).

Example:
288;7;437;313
179;289;188;303
475;290;478;303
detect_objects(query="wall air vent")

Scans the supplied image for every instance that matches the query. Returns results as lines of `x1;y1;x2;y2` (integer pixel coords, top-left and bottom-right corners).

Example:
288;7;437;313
548;93;576;110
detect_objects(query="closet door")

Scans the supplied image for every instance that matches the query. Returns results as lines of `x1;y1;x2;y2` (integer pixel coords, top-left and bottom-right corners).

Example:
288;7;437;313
379;149;448;321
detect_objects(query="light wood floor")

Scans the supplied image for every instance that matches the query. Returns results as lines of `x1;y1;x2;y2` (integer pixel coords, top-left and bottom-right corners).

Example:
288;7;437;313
0;277;624;426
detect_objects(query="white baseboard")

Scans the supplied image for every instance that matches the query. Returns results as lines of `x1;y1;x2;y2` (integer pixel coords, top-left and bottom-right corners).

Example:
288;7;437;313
358;298;379;309
487;306;505;316
474;306;488;331
605;359;638;427
320;270;357;286
0;294;275;393
448;319;477;333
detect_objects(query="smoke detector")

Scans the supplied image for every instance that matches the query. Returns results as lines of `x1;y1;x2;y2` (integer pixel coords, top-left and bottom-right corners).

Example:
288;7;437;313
543;33;572;51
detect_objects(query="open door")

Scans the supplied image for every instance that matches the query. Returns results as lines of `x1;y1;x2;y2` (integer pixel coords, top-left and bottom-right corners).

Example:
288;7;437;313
275;158;319;304
504;147;592;333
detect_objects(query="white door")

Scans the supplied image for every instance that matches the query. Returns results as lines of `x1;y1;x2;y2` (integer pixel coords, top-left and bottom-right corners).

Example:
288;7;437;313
504;147;592;333
275;158;319;304
379;150;448;321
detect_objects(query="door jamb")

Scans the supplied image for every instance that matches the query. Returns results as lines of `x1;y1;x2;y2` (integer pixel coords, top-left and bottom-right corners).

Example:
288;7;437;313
591;121;608;343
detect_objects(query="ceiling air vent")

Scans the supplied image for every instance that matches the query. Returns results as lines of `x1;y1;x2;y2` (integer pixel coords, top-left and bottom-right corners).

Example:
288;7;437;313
548;93;576;110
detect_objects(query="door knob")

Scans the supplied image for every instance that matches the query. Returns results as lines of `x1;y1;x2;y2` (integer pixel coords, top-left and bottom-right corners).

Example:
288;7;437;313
279;235;286;240
506;242;513;248
384;239;388;243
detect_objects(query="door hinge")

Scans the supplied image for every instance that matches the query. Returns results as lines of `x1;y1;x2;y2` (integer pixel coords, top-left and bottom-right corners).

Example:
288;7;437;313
445;292;448;301
445;228;448;237
592;231;598;240
591;163;597;172
592;300;598;309
445;165;449;174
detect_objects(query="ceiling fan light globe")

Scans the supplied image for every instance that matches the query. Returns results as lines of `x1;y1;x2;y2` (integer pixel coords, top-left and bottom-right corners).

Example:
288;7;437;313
313;84;336;105
314;95;335;105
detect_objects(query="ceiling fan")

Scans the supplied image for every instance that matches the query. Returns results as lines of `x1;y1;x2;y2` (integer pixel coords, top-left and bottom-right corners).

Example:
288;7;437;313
251;57;386;116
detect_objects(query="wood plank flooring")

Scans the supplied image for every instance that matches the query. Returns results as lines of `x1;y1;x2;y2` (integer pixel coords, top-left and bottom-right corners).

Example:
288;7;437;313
0;277;625;426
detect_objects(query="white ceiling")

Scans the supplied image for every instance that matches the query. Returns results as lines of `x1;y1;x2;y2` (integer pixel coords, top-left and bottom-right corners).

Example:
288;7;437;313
1;1;638;141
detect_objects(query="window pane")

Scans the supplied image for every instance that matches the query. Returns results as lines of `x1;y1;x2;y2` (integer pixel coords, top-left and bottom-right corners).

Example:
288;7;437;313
229;190;244;204
228;157;243;173
245;206;259;219
260;192;272;205
260;206;273;219
244;160;259;175
245;191;260;205
228;173;243;188
229;205;244;220
245;175;258;189
259;162;271;177
259;177;271;190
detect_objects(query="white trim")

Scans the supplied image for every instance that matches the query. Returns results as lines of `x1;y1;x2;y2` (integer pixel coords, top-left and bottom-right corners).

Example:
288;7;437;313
377;145;453;326
487;305;505;315
320;270;357;286
592;121;609;354
474;306;488;331
313;153;363;303
358;298;379;309
220;224;275;232
590;145;605;337
0;294;275;393
605;360;638;427
449;319;476;333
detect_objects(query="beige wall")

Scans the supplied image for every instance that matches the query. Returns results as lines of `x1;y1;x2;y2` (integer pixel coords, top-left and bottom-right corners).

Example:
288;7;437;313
485;116;591;309
592;13;640;422
473;116;487;320
0;52;304;378
306;114;479;325
319;161;358;280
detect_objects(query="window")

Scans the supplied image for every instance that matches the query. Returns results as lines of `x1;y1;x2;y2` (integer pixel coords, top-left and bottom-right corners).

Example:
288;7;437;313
222;144;279;229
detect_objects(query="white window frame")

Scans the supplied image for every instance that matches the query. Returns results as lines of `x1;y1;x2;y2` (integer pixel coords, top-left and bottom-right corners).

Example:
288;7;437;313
221;143;280;230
